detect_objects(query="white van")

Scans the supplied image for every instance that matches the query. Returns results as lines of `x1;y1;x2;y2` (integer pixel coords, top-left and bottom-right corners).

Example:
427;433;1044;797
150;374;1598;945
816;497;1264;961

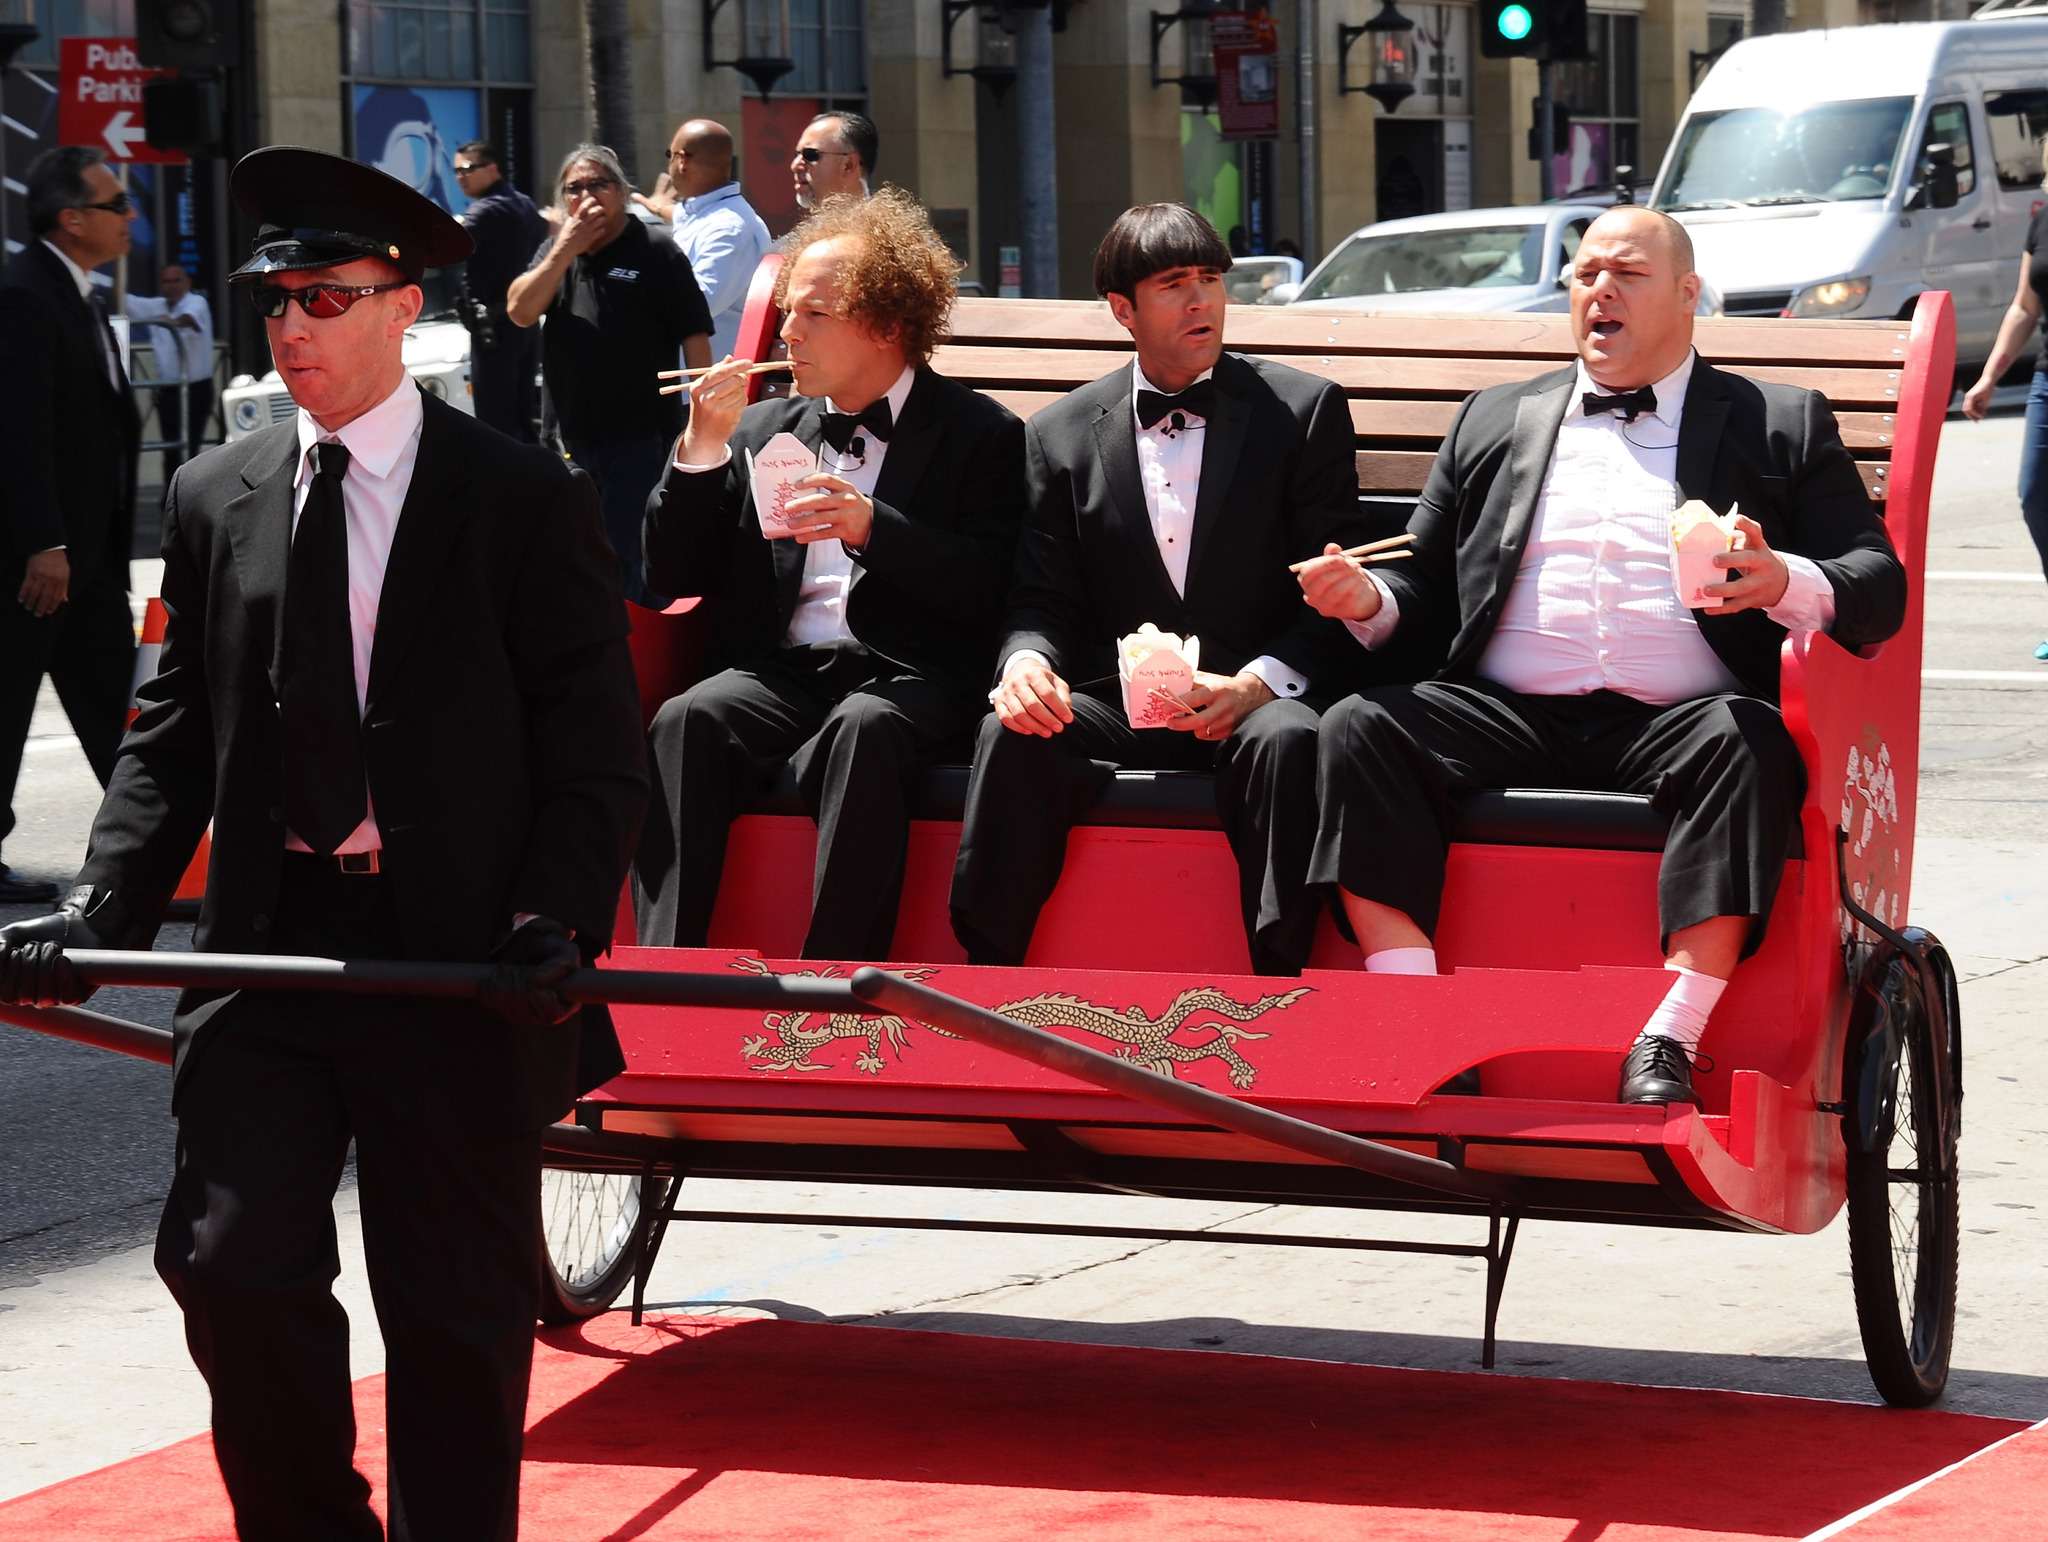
1651;6;2048;377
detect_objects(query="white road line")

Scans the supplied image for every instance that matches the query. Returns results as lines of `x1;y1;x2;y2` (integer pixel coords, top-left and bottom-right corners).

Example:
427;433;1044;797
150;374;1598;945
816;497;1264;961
1925;570;2045;582
1924;669;2048;682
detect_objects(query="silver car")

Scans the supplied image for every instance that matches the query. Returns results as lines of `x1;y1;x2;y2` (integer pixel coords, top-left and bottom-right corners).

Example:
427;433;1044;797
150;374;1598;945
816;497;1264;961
1281;203;1721;316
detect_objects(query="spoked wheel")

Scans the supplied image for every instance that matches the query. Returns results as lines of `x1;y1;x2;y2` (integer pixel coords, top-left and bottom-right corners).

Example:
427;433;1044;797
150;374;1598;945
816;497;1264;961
538;1168;656;1324
1844;949;1961;1407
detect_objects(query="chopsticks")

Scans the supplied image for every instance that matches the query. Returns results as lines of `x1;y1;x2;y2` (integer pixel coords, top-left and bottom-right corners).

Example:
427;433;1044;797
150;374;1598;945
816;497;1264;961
1287;531;1415;573
656;360;794;396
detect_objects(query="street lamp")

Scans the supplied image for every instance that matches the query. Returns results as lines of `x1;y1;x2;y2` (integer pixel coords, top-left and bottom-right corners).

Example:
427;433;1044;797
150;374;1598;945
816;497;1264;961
1150;0;1226;112
702;0;795;96
940;0;1018;98
1337;0;1417;113
0;0;37;69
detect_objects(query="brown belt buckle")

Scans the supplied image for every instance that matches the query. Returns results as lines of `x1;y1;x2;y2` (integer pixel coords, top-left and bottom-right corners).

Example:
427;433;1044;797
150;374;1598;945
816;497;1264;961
337;851;381;875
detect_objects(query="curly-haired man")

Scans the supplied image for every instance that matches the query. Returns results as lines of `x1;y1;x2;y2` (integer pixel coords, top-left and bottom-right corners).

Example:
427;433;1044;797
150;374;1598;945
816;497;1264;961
634;189;1027;959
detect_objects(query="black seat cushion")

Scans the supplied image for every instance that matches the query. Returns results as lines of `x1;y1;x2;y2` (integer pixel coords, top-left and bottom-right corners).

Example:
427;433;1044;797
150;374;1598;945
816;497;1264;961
746;764;1803;856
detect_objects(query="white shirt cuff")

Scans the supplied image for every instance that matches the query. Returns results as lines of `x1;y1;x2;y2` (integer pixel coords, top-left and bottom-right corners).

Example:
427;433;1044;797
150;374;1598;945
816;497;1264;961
1341;573;1401;650
1244;655;1309;699
1763;552;1837;633
1000;649;1052;679
674;444;733;473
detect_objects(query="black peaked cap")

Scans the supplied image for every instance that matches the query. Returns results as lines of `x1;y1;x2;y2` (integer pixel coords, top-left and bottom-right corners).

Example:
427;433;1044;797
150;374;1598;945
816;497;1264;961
229;146;474;282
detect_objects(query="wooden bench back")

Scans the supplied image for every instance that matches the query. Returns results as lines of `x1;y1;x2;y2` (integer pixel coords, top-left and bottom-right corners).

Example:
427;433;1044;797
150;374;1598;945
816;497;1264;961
936;300;1911;509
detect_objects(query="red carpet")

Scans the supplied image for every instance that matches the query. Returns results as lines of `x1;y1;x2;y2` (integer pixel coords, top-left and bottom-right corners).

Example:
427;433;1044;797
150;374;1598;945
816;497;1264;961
0;1315;2026;1540
1822;1416;2048;1540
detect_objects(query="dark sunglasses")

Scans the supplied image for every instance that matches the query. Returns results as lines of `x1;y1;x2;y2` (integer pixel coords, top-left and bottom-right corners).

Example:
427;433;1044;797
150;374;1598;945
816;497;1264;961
795;148;851;164
81;192;133;216
452;161;489;175
247;280;410;319
563;176;617;197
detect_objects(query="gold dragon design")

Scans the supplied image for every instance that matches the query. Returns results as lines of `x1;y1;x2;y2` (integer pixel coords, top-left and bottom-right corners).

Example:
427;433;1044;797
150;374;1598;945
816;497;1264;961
730;957;1309;1087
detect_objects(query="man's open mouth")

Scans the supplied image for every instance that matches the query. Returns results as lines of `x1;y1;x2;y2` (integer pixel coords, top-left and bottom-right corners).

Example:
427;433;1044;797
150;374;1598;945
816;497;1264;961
1592;319;1624;337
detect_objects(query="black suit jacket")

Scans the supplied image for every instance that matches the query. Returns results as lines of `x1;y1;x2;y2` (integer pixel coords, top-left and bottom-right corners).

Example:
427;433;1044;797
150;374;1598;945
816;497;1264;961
0;241;140;588
1000;352;1366;696
642;367;1027;699
1383;359;1908;703
76;393;649;1131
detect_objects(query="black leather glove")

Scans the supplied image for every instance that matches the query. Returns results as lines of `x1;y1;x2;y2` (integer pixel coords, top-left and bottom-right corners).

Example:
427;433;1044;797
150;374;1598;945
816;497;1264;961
478;916;582;1026
0;907;101;1007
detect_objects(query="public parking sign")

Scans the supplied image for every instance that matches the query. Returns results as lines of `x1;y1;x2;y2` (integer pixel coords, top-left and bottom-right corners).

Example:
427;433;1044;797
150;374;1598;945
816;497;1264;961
59;38;186;165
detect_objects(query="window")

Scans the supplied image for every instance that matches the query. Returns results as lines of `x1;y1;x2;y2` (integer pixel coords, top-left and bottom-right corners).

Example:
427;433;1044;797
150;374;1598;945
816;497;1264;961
1920;101;1977;198
784;0;867;100
1550;11;1639;198
1985;89;2048;194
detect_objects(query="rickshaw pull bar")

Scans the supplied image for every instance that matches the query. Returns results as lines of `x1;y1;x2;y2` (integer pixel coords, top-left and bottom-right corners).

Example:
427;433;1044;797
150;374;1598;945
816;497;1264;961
848;968;1522;1205
0;999;174;1065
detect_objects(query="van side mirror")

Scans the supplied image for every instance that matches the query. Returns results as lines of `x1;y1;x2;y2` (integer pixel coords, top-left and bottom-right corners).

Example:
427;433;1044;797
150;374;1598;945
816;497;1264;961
1908;143;1960;211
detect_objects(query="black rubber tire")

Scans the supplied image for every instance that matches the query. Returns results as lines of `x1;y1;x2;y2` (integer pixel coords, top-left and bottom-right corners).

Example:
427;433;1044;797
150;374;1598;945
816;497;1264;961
1845;973;1960;1407
537;1169;654;1325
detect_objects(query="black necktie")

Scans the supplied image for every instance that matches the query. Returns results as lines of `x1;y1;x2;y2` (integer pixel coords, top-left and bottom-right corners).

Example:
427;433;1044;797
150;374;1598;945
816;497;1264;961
820;399;893;456
1136;380;1216;431
87;292;124;389
1582;385;1658;423
280;441;366;855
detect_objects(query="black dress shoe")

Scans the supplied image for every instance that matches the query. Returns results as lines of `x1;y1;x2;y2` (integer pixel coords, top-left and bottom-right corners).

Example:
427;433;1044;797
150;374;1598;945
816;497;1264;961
0;865;58;905
1618;1034;1711;1106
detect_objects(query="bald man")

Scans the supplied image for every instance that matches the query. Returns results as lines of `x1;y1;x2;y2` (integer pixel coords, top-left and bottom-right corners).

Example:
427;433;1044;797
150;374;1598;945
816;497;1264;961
1295;207;1907;1107
637;118;772;362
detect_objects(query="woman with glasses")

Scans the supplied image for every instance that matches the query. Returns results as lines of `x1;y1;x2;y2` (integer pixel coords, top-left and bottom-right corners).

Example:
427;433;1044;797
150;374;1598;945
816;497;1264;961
506;143;713;607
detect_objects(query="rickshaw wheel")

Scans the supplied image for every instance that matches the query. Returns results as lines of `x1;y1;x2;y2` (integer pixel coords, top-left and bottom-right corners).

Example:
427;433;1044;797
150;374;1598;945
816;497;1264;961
538;1168;654;1324
1845;955;1960;1408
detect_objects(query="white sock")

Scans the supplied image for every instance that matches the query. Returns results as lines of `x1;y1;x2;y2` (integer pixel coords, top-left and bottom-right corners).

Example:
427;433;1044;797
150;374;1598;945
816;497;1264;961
1365;946;1437;976
1640;965;1727;1051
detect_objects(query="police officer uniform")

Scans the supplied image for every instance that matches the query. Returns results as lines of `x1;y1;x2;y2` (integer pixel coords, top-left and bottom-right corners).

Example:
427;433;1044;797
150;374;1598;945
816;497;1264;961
0;149;647;1541
458;174;548;441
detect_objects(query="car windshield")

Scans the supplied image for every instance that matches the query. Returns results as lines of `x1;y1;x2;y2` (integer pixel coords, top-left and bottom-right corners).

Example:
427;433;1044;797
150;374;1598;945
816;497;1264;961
1297;224;1550;301
415;266;464;322
1656;98;1915;209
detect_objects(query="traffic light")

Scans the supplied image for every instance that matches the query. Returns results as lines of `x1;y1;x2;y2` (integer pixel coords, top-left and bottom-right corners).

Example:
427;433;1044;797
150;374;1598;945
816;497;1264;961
144;76;223;154
136;0;239;70
1479;0;1592;61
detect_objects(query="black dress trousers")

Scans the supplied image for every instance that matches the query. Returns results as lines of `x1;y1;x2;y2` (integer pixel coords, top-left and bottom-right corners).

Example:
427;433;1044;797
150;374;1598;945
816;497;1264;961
0;569;132;848
155;856;541;1542
1308;680;1806;957
633;641;979;960
949;692;1325;976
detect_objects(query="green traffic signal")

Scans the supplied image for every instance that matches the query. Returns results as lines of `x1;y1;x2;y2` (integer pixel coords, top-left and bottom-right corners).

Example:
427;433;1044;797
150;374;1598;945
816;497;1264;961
1497;3;1533;39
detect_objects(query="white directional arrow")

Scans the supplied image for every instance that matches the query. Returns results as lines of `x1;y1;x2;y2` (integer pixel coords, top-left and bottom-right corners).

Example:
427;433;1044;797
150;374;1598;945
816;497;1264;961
102;111;149;159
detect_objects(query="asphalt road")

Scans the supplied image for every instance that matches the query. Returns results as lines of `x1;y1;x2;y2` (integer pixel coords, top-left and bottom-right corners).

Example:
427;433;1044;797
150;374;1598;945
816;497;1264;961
1;408;2044;1479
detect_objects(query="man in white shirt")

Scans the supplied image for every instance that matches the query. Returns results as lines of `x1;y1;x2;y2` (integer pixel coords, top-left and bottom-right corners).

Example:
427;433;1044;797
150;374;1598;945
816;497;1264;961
1296;207;1907;1105
636;190;1025;960
948;205;1367;976
126;262;215;472
633;119;773;363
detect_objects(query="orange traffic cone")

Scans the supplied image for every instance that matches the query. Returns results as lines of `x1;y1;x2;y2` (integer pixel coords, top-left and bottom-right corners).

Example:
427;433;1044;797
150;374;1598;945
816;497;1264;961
132;597;210;906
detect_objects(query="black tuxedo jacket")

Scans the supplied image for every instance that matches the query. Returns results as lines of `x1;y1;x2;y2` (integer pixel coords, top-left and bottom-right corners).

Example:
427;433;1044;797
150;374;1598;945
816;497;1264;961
1383;358;1908;703
0;241;140;588
76;393;649;1131
1000;351;1366;696
642;367;1026;699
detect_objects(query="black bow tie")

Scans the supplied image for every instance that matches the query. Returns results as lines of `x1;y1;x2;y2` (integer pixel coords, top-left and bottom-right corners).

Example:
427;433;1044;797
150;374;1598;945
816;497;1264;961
1136;380;1216;431
820;399;893;455
1582;385;1658;423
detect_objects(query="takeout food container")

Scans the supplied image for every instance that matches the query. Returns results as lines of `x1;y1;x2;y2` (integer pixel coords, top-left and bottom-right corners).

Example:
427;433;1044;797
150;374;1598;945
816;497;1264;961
747;432;821;537
1118;625;1200;731
1671;500;1740;609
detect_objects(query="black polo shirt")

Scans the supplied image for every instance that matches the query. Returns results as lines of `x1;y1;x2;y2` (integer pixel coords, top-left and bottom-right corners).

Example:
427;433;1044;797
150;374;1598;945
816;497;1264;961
537;215;712;443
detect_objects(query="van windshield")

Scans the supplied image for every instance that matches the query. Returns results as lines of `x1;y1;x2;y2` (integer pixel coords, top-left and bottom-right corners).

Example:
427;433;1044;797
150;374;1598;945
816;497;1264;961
1298;224;1549;300
1655;98;1915;209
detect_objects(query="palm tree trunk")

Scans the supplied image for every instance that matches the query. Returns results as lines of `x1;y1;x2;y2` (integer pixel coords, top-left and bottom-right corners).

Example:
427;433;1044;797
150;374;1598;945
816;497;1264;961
584;0;638;185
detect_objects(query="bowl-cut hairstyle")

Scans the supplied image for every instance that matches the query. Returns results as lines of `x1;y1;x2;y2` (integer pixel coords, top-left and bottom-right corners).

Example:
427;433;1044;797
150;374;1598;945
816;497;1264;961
1092;203;1234;301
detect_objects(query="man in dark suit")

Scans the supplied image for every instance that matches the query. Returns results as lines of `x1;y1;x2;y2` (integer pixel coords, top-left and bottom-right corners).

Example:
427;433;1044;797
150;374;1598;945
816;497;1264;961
634;189;1025;961
0;149;647;1541
948;205;1366;976
1297;206;1907;1105
0;146;141;903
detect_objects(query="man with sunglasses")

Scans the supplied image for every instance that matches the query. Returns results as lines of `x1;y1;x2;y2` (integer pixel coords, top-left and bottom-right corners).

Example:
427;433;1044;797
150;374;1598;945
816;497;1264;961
0;147;647;1540
0;145;140;904
791;112;876;213
452;140;547;441
507;143;713;607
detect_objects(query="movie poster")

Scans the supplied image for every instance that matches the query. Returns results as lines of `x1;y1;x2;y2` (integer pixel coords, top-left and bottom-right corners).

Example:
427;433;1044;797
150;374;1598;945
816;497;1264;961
352;85;480;215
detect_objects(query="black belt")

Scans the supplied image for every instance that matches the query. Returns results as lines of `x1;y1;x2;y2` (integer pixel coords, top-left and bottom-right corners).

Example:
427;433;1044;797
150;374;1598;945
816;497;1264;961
286;849;382;875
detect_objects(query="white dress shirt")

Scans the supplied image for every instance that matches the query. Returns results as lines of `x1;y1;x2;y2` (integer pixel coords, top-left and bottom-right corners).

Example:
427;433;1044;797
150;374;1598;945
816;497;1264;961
782;365;918;648
125;290;214;383
283;377;427;854
42;239;119;387
672;182;773;363
1002;361;1309;702
1346;352;1835;708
